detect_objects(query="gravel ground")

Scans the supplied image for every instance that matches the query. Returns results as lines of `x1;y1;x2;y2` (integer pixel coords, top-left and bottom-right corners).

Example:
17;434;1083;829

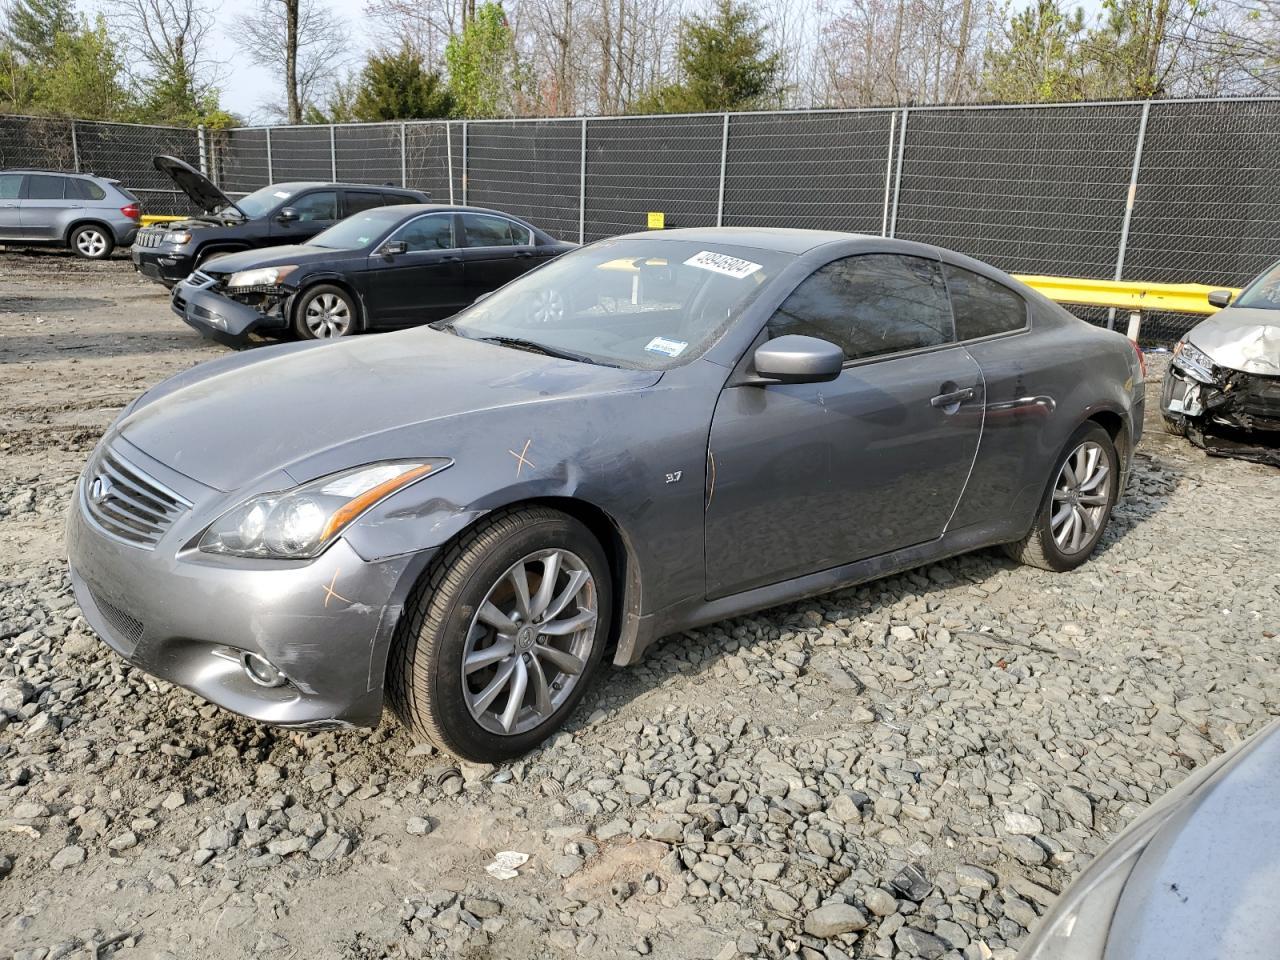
2;248;1278;960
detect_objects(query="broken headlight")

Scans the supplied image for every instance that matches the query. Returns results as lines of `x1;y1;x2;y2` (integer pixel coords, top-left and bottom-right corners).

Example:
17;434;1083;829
226;265;298;290
198;459;451;559
1173;339;1218;383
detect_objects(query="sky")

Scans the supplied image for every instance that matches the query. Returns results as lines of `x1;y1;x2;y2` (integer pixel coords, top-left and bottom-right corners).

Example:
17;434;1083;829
90;0;376;123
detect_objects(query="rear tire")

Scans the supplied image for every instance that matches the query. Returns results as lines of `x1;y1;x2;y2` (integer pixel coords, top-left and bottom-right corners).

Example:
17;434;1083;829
1004;422;1119;572
387;507;612;762
70;225;113;260
293;284;357;340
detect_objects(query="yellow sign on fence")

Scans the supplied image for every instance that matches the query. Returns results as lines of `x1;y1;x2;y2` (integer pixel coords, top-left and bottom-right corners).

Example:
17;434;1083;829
646;211;665;230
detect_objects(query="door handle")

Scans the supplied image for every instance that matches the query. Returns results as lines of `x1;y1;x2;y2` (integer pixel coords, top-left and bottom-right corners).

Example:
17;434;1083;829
513;250;533;259
930;387;975;409
442;255;463;263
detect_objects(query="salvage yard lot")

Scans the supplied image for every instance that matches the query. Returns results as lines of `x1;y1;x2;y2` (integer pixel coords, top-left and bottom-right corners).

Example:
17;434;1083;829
1;247;1278;960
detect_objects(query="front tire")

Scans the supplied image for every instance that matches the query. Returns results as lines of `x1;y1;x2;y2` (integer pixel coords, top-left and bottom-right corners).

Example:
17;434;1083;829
1004;422;1119;572
387;507;612;762
293;284;357;340
70;225;113;260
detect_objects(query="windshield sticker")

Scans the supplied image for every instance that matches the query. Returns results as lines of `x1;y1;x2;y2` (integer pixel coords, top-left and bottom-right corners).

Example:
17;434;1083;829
684;250;762;279
645;336;688;358
273;190;292;199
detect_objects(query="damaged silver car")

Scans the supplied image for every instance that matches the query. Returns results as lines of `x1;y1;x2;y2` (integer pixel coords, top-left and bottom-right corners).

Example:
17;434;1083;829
1160;261;1280;465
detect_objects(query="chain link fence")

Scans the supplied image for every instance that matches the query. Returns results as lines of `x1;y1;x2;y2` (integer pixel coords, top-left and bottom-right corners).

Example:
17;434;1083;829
4;99;1280;343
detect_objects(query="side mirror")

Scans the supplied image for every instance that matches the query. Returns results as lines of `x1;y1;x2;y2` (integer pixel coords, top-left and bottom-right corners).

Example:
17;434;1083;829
379;240;408;257
1207;289;1233;309
276;207;298;223
752;335;844;384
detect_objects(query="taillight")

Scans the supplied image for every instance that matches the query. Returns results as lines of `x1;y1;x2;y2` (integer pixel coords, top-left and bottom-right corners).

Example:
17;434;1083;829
120;204;140;220
1130;338;1146;379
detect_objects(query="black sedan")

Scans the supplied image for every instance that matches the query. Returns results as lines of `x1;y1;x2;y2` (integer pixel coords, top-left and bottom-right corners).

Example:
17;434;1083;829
170;205;575;344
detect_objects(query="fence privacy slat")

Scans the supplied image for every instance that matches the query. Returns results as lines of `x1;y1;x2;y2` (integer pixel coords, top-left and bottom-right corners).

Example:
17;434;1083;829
3;99;1279;344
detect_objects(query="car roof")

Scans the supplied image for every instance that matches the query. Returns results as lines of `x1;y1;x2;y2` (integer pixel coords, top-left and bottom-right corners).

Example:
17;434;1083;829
1;169;109;179
267;181;424;192
613;226;882;254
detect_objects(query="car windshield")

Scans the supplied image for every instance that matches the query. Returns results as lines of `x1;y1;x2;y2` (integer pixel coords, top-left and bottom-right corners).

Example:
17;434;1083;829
1235;262;1280;311
221;185;295;219
446;238;794;369
310;209;401;249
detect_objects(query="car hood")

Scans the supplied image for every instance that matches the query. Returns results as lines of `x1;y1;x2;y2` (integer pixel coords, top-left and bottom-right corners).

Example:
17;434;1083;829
1188;307;1280;375
154;154;238;216
199;245;349;275
1103;720;1280;959
115;330;660;491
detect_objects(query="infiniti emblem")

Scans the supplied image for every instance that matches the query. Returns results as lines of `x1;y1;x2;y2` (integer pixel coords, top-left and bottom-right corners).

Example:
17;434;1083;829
89;475;113;504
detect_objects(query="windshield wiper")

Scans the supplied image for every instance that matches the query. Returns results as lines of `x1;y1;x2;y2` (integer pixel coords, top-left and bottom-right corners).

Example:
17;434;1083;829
430;318;458;334
475;336;595;364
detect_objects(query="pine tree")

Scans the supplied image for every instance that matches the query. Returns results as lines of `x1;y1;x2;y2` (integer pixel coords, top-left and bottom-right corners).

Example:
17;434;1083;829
632;0;783;113
4;0;77;64
353;46;455;121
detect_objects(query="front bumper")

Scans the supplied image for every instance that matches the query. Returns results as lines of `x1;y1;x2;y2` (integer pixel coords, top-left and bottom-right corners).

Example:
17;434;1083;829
1161;356;1280;432
131;245;196;284
66;438;428;728
171;278;283;347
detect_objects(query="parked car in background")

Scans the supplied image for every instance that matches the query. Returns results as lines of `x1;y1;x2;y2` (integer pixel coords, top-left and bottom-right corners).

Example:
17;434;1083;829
67;228;1145;762
131;155;428;287
170;204;576;344
0;169;140;259
1019;718;1280;960
1160;260;1280;466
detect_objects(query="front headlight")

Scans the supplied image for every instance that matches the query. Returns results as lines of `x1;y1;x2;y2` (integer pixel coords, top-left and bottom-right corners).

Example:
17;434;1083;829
226;265;298;290
1172;339;1218;383
198;459;451;559
166;230;193;245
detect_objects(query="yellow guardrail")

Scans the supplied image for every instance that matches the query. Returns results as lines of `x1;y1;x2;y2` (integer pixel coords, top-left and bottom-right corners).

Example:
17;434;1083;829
1013;274;1240;316
140;214;185;226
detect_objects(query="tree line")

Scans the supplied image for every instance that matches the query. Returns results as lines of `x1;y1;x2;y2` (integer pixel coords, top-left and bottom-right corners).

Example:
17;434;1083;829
1;0;1277;128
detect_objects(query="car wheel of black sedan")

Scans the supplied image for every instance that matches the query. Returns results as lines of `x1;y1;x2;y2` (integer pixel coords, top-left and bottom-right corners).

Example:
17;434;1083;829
70;224;114;260
1005;422;1119;572
293;284;357;340
387;506;612;762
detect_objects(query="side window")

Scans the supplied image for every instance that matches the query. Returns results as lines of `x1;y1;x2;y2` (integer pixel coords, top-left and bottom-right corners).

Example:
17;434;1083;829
461;213;529;248
945;265;1028;340
768;254;954;361
290;191;338;221
391;215;453;252
26;175;66;200
68;178;106;200
344;191;384;215
0;174;21;199
381;193;417;206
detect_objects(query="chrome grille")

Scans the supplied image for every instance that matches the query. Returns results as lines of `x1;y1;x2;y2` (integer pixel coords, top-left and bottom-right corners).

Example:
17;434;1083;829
82;447;192;549
135;229;164;248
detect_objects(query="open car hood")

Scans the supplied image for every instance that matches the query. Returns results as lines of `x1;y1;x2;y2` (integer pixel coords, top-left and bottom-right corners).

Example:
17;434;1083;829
1189;307;1280;375
153;154;239;216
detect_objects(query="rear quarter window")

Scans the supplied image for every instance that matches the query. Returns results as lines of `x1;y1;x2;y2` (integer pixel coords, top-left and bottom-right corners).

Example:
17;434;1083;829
945;265;1028;340
69;178;106;201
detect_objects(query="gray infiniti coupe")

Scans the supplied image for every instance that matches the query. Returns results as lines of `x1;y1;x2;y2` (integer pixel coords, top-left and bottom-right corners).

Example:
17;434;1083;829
67;228;1146;761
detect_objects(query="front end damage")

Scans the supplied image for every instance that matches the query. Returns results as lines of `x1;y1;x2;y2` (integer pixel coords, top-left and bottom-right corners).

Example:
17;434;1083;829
172;272;291;346
1162;340;1280;466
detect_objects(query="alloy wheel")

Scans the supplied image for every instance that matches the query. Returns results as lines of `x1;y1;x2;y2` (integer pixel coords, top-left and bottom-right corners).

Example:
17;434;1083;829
304;293;352;337
1050;440;1110;554
76;229;107;257
461;549;597;736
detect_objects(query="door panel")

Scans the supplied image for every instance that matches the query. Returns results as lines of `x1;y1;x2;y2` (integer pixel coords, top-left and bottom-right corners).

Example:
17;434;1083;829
459;212;536;301
363;213;466;326
704;347;984;598
0;174;22;238
20;174;75;240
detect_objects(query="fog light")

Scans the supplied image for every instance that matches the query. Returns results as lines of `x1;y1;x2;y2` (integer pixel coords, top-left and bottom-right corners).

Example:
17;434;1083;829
242;652;287;688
